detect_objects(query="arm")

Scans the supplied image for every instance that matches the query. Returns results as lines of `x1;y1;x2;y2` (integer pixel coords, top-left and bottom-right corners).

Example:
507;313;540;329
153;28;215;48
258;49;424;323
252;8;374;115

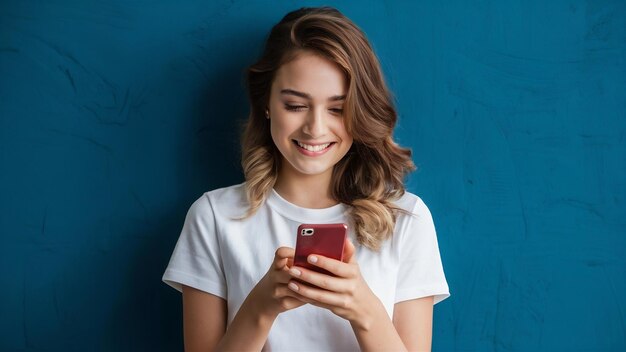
393;296;435;351
181;285;226;352
349;297;408;351
182;285;274;351
353;296;436;351
332;294;435;351
287;272;408;351
213;292;276;352
182;247;306;352
286;239;413;351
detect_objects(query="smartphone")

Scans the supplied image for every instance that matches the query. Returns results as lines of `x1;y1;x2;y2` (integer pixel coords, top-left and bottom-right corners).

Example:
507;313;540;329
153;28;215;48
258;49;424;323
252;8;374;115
294;223;348;276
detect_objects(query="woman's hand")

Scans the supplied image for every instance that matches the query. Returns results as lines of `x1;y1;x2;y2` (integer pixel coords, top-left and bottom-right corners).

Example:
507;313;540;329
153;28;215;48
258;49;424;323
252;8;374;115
214;247;307;351
248;247;307;320
285;238;382;330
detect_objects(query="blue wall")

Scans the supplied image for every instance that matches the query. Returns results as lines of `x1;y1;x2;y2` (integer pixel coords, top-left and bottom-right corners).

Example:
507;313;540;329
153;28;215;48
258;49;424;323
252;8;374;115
1;1;624;350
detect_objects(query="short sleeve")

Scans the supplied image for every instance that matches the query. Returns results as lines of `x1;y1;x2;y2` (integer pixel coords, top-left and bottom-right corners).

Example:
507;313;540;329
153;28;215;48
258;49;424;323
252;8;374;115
395;196;450;305
161;193;227;299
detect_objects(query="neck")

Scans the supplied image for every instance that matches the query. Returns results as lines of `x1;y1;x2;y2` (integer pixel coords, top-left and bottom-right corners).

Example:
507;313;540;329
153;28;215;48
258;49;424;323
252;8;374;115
273;167;338;209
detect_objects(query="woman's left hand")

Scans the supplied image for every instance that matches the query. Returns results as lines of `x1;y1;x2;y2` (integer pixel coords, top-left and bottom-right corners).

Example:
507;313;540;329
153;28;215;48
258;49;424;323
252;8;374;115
286;238;382;330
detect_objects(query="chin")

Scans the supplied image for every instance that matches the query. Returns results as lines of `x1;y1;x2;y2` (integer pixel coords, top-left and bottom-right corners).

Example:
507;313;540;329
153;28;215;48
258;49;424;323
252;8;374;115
292;164;333;176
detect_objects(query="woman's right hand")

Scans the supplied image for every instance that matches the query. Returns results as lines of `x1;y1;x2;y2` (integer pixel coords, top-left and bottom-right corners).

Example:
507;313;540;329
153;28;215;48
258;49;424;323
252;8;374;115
248;246;307;319
213;247;306;351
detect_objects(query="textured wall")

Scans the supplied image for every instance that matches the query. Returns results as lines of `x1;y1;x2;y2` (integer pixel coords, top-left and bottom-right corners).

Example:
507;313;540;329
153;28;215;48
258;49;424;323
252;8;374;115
1;1;624;351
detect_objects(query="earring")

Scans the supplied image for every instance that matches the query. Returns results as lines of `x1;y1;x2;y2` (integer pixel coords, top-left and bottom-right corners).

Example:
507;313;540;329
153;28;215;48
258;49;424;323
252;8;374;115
265;109;270;119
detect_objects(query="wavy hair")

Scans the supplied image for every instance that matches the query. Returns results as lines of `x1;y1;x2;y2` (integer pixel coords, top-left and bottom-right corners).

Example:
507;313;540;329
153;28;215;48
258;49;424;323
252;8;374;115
237;6;416;251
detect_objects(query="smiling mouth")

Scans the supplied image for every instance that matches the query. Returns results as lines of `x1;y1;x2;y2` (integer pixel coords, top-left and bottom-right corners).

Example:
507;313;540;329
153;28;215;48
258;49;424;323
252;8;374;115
292;139;336;152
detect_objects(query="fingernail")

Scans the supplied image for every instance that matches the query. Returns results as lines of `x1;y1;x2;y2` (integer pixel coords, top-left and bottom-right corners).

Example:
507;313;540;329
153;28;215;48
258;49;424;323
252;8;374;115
308;256;318;264
289;268;301;277
288;282;299;291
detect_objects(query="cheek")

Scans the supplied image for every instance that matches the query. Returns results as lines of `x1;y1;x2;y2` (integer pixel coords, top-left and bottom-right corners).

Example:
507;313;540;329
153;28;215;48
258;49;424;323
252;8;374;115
341;126;354;151
337;123;352;142
270;117;295;146
270;117;285;135
342;139;354;153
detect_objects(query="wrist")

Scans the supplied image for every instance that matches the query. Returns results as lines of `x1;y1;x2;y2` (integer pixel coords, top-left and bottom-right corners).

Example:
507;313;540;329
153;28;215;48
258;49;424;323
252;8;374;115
350;295;388;332
255;308;277;329
241;289;277;329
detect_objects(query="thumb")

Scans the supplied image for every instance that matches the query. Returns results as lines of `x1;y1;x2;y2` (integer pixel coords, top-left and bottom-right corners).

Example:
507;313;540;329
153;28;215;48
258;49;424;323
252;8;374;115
342;237;356;263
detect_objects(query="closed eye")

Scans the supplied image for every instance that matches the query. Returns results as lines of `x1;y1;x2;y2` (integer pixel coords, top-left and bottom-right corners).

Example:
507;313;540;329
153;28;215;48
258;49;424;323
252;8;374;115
284;104;344;115
285;104;306;112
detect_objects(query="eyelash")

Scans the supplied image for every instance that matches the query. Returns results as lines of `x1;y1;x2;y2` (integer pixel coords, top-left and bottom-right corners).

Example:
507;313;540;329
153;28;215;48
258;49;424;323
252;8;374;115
284;104;343;114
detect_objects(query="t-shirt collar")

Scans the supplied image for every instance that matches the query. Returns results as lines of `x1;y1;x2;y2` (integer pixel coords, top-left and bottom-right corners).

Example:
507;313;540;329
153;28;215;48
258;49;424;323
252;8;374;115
266;187;348;222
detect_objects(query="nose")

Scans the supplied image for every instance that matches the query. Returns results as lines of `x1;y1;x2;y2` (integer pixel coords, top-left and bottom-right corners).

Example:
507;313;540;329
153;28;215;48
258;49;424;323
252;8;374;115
302;107;328;138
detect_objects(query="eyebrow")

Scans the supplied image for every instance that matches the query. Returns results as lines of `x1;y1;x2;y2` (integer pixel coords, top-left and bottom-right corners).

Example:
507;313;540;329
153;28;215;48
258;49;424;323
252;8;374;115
280;89;346;102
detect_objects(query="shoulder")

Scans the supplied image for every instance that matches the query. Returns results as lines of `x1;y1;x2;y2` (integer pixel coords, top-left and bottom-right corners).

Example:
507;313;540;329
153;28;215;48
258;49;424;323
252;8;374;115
187;182;248;219
389;190;437;241
388;191;441;259
392;190;431;217
204;182;247;206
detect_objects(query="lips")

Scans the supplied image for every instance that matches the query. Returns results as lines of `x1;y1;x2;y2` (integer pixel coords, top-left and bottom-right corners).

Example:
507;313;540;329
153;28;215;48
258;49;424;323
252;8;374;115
293;139;335;155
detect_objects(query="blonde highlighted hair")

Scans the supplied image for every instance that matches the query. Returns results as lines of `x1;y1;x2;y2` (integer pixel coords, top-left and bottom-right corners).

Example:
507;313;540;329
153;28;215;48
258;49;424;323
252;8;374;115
238;6;416;251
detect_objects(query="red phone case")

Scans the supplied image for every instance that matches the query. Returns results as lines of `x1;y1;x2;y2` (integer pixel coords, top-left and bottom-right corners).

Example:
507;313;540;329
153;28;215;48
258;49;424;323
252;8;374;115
294;223;348;276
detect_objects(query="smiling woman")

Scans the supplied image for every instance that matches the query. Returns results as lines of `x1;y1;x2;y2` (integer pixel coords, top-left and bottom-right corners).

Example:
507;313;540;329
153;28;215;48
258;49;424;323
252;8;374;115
268;52;354;199
162;6;450;352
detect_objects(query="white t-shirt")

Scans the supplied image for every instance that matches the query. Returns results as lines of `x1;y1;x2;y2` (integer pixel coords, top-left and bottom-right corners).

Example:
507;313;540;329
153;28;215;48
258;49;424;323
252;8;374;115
162;182;450;351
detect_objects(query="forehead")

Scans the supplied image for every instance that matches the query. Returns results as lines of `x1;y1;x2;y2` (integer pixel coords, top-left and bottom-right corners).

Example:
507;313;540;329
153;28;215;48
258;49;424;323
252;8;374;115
272;52;347;99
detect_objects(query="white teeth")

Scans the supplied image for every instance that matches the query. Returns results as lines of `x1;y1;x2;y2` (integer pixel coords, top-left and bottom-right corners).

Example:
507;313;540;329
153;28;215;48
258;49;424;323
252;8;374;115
296;141;331;152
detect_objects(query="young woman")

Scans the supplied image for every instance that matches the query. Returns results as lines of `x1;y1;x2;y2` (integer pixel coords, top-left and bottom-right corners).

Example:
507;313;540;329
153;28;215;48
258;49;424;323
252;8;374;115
162;6;450;351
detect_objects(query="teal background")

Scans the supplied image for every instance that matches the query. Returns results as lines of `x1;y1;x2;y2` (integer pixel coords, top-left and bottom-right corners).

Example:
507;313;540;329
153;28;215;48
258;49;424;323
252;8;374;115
1;0;625;351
